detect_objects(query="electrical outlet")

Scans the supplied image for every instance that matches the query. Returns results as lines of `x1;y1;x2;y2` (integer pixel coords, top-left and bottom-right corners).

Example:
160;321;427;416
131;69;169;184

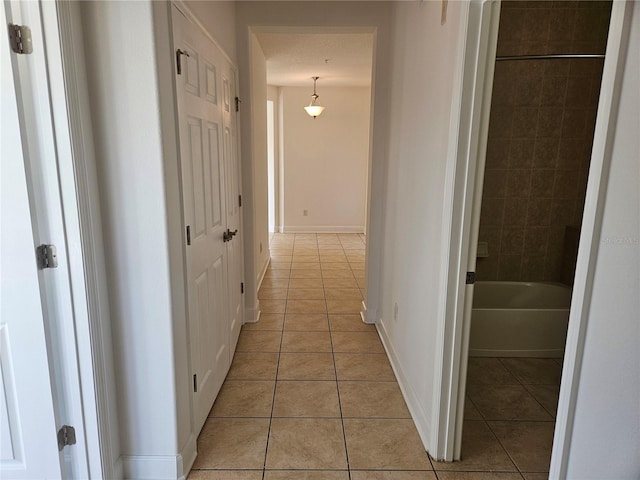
394;302;399;322
303;209;308;216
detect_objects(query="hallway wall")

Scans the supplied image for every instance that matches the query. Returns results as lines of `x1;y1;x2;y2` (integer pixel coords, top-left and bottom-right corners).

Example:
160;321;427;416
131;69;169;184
184;1;237;64
280;86;370;233
250;34;271;296
376;0;469;450
80;1;181;474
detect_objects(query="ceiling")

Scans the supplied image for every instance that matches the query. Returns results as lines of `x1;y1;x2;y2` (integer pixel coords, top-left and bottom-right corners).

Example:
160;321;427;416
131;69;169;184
255;33;374;87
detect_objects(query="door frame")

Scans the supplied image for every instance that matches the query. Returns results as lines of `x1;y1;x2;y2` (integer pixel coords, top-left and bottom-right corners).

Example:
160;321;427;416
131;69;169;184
26;1;120;477
435;0;633;473
245;24;378;322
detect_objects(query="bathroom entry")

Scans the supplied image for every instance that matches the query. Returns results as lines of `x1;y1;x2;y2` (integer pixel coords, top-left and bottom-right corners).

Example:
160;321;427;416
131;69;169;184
456;1;613;475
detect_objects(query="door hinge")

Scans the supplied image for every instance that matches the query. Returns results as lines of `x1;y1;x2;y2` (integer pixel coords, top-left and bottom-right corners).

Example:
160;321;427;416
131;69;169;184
57;425;76;451
466;272;476;285
241;282;244;294
36;245;58;269
235;97;241;112
193;374;197;392
186;226;191;245
238;194;242;207
176;49;190;75
9;24;33;55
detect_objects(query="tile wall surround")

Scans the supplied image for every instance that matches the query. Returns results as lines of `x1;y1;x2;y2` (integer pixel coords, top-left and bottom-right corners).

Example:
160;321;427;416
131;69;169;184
477;1;612;283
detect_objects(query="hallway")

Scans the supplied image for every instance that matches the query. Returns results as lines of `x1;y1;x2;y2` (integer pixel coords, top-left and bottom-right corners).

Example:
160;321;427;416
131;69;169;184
187;234;561;479
188;233;435;479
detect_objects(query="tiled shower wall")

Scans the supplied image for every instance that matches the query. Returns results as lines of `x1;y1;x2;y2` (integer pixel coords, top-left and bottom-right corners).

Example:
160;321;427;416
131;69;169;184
476;1;612;283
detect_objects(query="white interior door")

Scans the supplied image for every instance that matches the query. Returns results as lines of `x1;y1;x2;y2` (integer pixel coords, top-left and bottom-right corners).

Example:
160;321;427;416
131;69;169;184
174;7;231;435
223;68;244;350
0;5;61;476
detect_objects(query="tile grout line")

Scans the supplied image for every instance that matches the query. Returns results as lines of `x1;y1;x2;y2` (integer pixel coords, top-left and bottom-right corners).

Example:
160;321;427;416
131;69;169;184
260;252;290;480
469;365;532;476
498;357;560;420
321;235;353;480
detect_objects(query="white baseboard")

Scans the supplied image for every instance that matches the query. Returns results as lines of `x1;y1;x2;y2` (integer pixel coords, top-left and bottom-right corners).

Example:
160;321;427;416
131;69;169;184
360;300;378;324
244;300;260;324
243;257;270;325
112;456;124;479
282;226;364;233
376;320;432;453
257;256;270;291
119;453;188;480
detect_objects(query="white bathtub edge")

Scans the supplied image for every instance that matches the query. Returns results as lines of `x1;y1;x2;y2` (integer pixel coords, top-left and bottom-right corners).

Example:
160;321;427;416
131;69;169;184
469;347;564;358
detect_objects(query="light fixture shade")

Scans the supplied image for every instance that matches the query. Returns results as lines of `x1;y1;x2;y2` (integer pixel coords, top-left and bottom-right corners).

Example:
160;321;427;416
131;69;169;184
304;105;325;118
304;76;325;118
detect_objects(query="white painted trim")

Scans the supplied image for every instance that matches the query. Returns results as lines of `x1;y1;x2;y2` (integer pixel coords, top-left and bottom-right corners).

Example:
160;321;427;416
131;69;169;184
120;454;188;480
549;3;632;478
376;322;431;451
452;1;502;461
179;433;197;476
245;256;271;325
11;0;118;477
430;0;480;461
437;0;502;462
282;226;365;233
245;299;262;324
52;1;121;476
360;300;375;325
257;257;271;291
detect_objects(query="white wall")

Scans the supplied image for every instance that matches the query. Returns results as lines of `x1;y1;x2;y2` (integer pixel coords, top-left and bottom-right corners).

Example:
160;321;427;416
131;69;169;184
280;86;370;233
184;1;237;64
375;0;468;450
565;3;640;477
250;34;271;292
267;85;280;232
80;0;180;475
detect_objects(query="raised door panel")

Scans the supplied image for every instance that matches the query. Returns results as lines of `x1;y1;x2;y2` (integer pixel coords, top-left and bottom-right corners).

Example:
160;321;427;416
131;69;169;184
185;117;206;239
183;44;200;97
210;254;229;389
207;122;223;230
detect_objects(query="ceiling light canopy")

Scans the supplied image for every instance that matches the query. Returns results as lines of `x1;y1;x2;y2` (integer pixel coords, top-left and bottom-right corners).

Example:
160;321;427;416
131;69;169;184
304;76;325;119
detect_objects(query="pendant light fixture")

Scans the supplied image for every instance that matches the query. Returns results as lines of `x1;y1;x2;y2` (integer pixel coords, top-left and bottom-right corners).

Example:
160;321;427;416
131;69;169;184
304;76;325;119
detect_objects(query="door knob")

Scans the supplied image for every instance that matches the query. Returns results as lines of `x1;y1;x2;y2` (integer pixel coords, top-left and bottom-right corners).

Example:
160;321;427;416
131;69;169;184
223;229;238;242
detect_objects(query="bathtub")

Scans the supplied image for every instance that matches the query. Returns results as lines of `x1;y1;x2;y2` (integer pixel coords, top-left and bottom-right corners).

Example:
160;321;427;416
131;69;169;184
469;281;571;358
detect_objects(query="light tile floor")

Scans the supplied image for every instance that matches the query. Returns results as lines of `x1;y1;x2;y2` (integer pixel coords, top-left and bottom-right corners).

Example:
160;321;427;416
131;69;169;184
189;234;560;480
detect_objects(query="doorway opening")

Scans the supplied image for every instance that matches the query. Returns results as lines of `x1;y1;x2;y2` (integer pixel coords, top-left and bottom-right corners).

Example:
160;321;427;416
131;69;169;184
267;99;276;234
456;1;614;475
253;29;375;312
